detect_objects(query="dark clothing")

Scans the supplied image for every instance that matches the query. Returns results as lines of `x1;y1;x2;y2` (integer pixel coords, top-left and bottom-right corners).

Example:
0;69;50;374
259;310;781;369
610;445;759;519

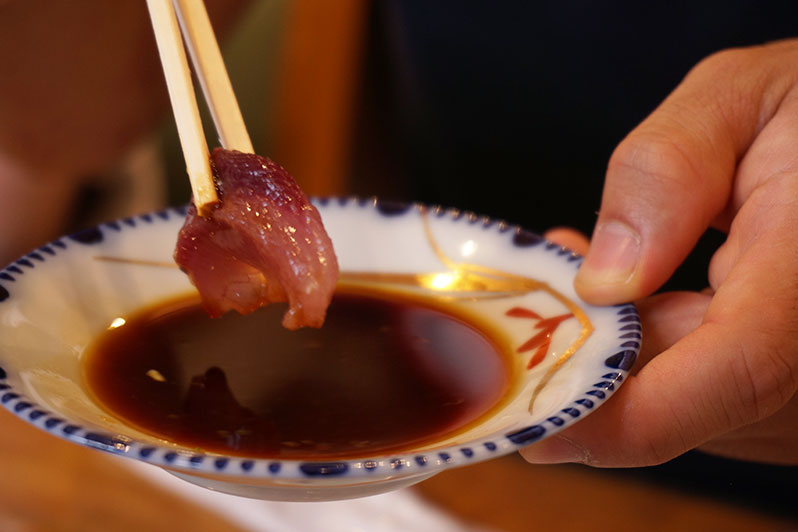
355;1;796;235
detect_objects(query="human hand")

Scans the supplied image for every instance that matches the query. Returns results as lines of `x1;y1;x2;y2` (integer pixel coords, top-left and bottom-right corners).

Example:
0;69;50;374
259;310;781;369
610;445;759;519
521;39;798;467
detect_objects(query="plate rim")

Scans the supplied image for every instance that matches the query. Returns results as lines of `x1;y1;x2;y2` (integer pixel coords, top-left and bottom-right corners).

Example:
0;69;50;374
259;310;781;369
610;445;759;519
0;197;640;483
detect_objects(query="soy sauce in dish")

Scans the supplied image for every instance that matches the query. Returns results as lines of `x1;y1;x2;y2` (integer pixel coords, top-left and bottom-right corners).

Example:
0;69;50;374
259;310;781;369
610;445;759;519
83;287;514;459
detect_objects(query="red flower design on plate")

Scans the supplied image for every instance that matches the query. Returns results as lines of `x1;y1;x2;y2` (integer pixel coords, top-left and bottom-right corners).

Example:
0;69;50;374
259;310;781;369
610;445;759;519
506;307;574;369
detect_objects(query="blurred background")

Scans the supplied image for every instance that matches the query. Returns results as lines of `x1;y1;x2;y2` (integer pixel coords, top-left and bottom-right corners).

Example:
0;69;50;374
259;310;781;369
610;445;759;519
0;0;796;530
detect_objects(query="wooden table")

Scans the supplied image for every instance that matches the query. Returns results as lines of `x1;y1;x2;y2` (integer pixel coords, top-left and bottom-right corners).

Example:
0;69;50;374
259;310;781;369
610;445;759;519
0;408;793;531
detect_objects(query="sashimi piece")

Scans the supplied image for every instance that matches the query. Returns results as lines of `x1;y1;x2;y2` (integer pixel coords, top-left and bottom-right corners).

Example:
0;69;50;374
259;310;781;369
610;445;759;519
174;148;339;329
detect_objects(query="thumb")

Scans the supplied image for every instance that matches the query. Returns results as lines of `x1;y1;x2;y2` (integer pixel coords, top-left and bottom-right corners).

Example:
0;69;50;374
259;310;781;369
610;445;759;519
574;44;793;304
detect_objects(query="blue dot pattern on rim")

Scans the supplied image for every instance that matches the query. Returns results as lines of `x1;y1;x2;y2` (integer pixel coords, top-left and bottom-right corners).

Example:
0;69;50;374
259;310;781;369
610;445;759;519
0;199;640;478
506;425;546;445
139;447;156;459
68;227;104;244
44;418;63;429
375;198;412;216
299;462;349;476
2;392;19;403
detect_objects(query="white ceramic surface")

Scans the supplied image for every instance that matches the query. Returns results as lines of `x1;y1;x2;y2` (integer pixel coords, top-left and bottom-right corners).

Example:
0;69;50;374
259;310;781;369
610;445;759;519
0;198;640;501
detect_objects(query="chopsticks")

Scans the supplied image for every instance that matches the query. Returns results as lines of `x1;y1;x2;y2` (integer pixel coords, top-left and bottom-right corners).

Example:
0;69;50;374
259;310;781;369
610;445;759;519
146;0;253;216
173;0;254;154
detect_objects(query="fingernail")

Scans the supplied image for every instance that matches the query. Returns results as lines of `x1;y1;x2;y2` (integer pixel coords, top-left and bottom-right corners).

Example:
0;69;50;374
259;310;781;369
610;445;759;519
520;435;590;464
578;221;640;286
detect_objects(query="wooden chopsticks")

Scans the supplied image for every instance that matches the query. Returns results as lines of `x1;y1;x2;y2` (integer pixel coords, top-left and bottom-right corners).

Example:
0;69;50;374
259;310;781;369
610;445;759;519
173;0;254;154
146;0;253;216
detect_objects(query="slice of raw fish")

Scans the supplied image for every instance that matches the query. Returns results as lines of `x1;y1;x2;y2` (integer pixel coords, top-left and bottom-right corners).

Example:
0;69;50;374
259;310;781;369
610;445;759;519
174;148;339;329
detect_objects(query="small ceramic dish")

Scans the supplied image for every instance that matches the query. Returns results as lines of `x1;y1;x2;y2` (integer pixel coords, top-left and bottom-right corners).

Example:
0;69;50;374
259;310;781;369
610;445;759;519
0;198;639;501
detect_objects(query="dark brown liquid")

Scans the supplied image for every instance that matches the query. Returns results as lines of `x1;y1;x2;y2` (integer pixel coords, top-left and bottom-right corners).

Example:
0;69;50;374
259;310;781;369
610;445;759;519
84;288;512;459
